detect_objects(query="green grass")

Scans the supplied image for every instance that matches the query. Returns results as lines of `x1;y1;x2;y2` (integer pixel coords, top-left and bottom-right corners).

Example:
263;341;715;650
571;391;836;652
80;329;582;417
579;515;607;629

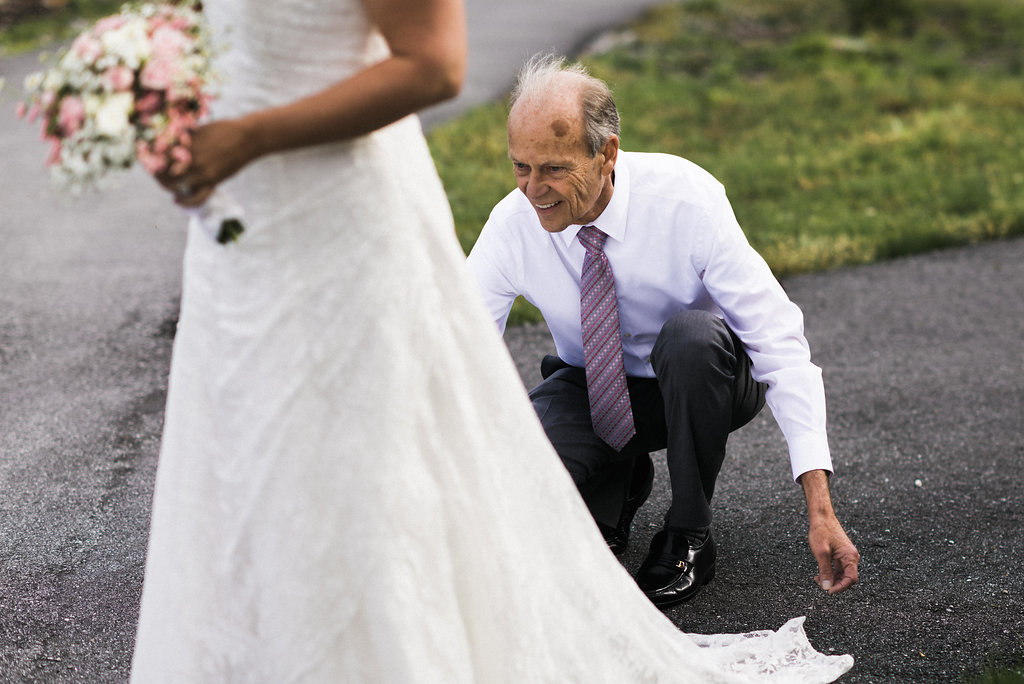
0;1;125;55
427;0;1024;323
966;657;1024;683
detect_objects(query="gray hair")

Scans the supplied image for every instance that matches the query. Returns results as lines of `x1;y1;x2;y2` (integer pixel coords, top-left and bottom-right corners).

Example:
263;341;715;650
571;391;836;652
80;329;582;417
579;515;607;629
509;53;620;157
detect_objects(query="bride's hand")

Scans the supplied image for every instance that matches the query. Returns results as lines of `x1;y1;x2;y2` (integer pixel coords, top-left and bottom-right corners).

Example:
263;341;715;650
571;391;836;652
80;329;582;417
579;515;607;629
158;118;258;207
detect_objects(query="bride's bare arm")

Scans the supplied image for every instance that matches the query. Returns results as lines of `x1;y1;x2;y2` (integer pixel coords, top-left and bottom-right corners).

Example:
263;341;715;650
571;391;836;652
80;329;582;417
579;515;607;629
168;0;466;206
239;0;466;155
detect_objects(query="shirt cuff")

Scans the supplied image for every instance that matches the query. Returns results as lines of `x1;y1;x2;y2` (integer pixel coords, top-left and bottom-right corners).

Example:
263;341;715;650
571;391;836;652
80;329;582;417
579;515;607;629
787;431;834;482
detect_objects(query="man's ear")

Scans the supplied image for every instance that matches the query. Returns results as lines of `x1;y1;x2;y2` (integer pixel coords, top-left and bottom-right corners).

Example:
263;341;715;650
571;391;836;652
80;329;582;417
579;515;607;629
600;135;619;176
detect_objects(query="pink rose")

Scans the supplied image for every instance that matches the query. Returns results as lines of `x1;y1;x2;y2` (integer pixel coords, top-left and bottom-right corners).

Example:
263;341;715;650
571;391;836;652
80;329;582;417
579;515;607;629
164;108;193;140
146;15;168;33
102;65;135;91
93;15;128;35
136;141;167;175
151;128;172;155
15;101;28;119
58;96;86;136
71;34;103;62
135;91;163;115
45;138;62;166
140;58;178;91
150;26;188;62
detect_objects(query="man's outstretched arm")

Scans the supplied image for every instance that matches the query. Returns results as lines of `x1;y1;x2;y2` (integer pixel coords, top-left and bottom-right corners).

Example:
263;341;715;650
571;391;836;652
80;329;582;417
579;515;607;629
799;469;860;594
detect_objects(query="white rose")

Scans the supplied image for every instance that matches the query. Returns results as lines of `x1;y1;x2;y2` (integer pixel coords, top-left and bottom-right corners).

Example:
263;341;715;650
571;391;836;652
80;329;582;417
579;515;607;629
58;49;84;73
42;68;64;92
23;71;44;91
84;93;102;118
100;18;152;69
94;92;135;138
65;147;90;177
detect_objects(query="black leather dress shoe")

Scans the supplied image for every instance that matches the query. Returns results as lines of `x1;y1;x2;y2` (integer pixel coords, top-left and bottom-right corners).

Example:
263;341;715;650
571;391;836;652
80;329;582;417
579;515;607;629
635;528;716;608
601;454;654;555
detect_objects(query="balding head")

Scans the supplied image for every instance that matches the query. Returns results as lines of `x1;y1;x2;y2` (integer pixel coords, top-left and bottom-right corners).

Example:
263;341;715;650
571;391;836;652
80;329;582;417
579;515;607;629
509;54;620;157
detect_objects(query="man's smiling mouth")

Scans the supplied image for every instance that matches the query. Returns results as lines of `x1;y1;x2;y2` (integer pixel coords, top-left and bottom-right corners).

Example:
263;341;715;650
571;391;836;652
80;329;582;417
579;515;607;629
535;201;560;210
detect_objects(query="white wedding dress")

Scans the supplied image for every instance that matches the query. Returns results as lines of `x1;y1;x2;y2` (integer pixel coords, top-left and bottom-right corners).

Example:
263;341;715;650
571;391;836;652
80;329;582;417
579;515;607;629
130;1;854;681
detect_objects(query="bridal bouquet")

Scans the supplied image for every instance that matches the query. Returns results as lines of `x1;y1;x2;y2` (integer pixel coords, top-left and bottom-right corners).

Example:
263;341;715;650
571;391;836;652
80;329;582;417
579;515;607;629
16;1;244;244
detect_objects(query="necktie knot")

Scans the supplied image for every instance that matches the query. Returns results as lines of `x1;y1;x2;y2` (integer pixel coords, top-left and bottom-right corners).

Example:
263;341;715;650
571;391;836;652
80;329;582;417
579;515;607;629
578;226;608;255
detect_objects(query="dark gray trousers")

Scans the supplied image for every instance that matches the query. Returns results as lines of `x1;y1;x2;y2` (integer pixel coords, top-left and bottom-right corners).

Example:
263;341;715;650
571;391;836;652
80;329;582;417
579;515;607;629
529;310;766;531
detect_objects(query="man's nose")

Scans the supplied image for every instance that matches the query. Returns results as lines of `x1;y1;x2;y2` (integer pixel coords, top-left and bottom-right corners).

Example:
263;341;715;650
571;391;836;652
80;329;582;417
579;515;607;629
525;171;547;198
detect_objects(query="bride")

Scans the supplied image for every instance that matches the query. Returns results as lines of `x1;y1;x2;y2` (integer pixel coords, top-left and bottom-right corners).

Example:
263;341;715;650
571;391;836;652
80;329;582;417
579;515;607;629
131;0;854;681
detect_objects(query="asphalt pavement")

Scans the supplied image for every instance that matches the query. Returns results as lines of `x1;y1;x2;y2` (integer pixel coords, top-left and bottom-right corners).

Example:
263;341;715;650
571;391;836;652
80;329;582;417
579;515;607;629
506;236;1024;683
1;1;1023;682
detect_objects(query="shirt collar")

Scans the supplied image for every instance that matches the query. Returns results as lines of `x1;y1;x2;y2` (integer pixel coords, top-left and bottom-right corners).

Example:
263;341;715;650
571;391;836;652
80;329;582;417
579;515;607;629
558;152;631;248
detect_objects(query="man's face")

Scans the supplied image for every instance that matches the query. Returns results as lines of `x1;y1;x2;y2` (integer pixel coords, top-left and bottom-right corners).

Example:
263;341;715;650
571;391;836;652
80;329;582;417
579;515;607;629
507;101;617;233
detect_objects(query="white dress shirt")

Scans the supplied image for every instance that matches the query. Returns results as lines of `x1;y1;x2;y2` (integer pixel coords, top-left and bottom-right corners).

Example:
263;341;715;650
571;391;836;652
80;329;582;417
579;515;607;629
467;151;833;481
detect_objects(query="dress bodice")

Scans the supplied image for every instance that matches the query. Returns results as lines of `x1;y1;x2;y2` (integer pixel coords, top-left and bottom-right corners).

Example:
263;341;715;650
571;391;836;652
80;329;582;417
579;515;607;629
204;0;389;119
195;0;429;246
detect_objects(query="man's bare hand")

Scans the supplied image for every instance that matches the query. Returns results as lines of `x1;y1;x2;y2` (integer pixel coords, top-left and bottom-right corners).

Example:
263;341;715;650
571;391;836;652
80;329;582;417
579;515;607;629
799;469;860;594
808;513;860;594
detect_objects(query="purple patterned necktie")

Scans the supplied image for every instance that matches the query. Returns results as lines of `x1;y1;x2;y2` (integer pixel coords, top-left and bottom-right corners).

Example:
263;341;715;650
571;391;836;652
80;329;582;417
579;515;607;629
578;226;636;451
